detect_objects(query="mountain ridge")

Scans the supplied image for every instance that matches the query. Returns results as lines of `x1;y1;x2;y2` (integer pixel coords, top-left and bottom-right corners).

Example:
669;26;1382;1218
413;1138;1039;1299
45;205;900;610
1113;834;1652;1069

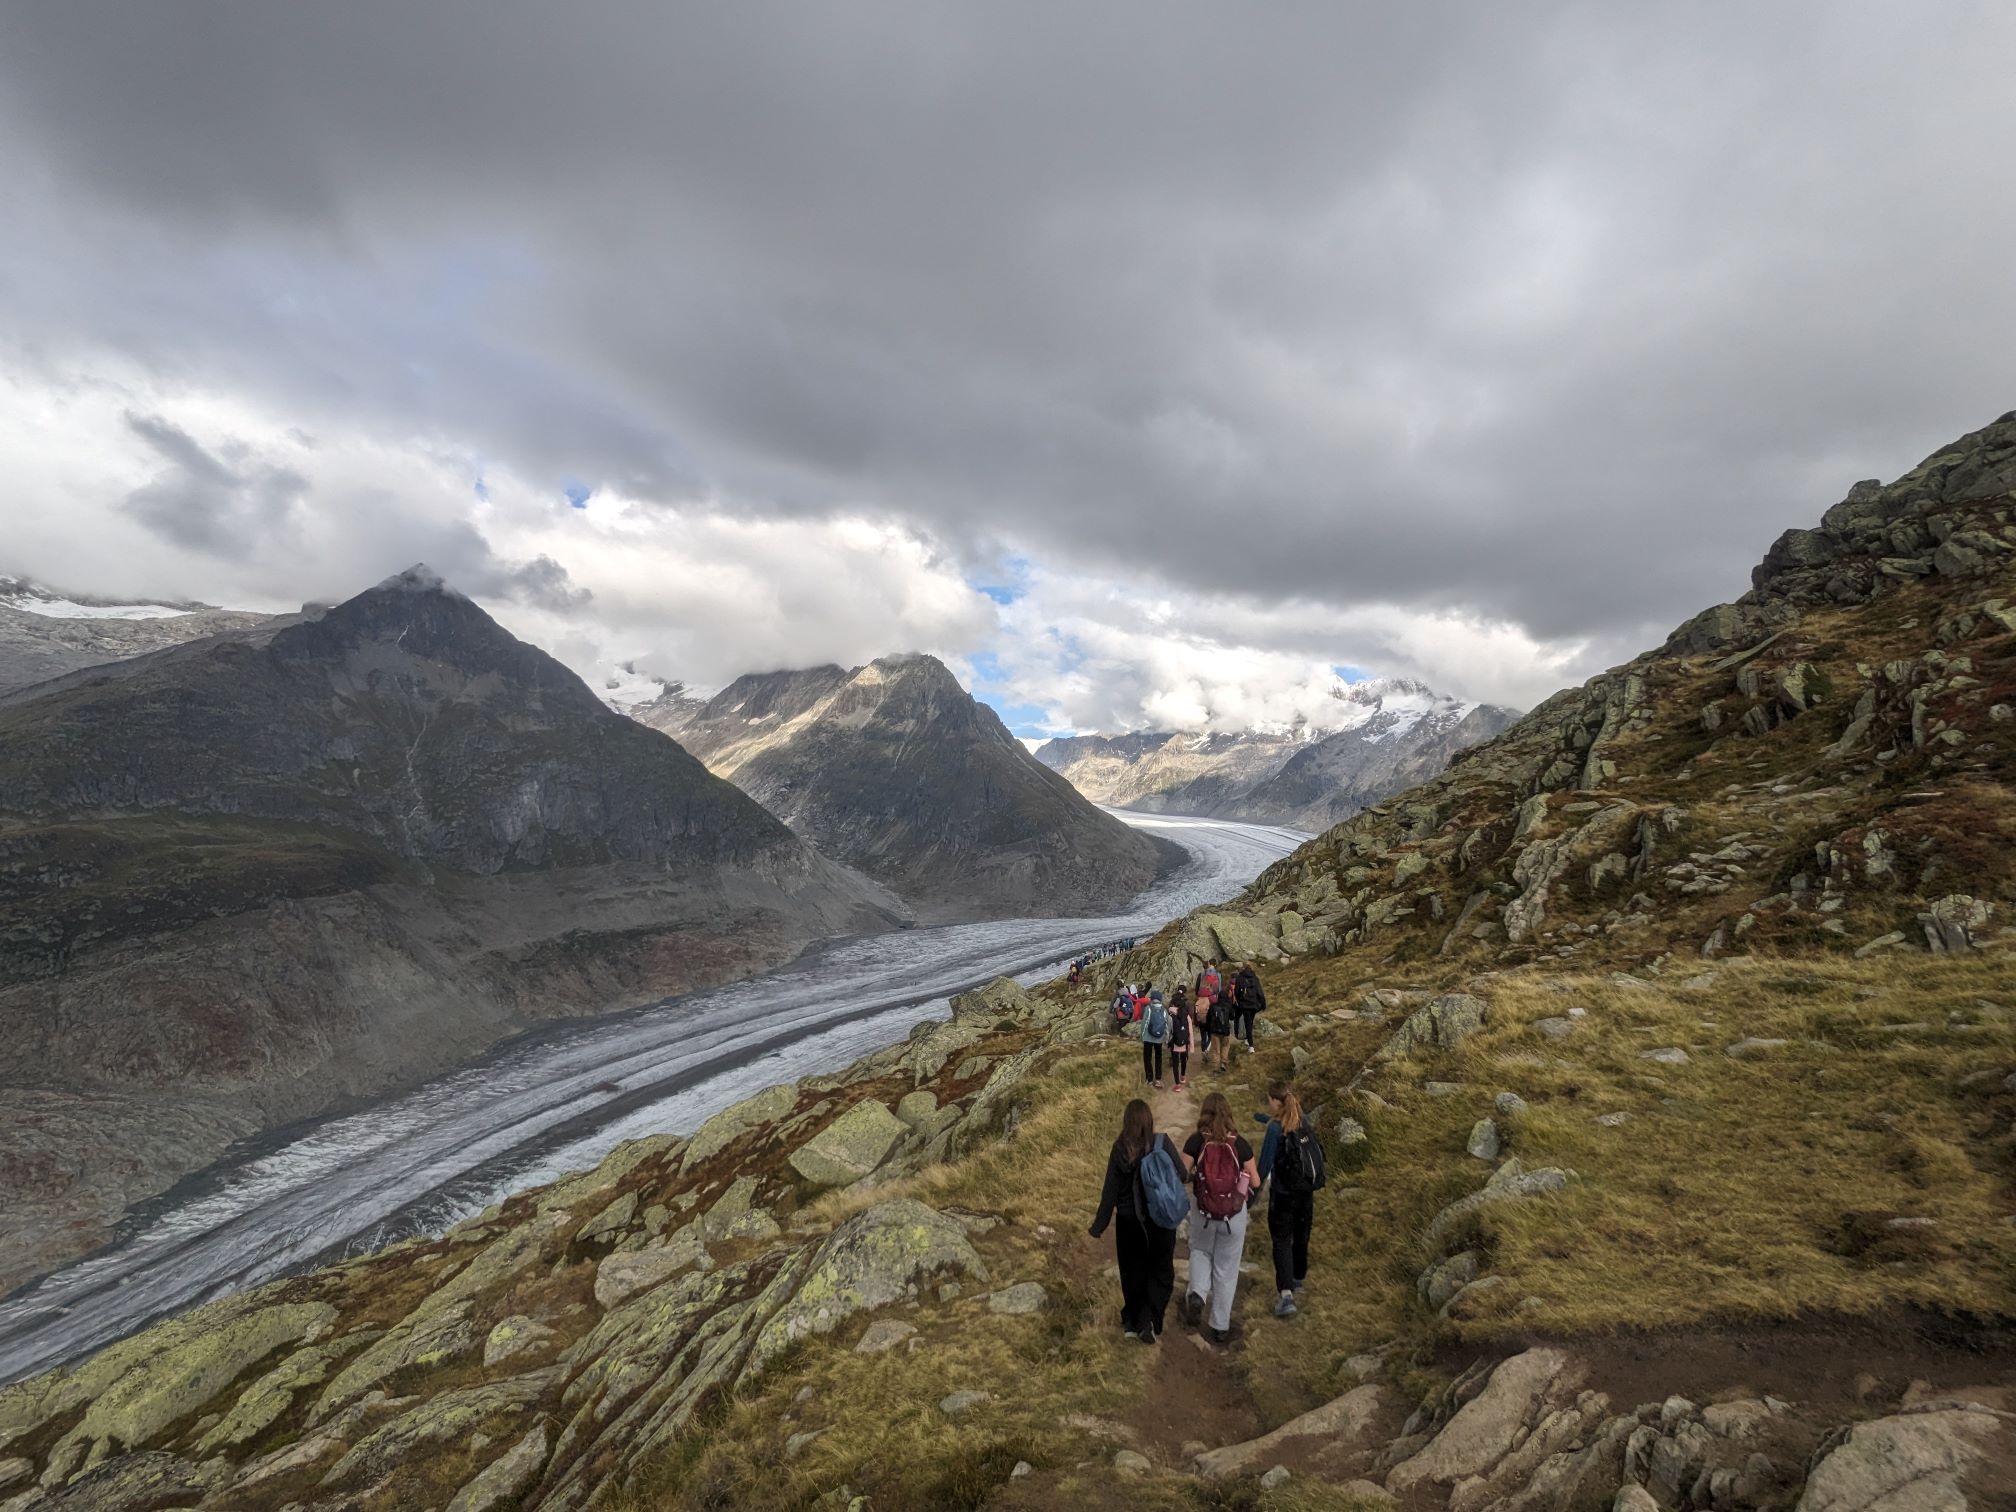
0;566;907;1293
1036;675;1521;828
634;652;1180;920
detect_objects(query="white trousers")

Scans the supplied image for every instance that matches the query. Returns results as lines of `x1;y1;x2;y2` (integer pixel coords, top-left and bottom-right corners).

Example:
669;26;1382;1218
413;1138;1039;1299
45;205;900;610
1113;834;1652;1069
1187;1205;1249;1333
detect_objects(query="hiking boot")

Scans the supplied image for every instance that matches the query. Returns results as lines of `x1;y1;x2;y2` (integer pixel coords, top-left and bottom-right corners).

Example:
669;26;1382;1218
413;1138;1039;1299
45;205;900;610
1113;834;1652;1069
1180;1293;1203;1327
1273;1292;1298;1319
1205;1326;1233;1346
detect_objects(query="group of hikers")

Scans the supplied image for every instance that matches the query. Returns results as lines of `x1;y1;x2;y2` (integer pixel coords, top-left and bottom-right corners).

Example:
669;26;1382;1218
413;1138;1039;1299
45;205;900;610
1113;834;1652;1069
1065;938;1140;984
1110;959;1265;1090
1089;1079;1326;1341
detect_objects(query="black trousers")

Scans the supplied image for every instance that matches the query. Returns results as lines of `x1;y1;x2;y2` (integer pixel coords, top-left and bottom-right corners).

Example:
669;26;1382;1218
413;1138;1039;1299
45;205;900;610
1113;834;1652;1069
1115;1213;1178;1335
1268;1189;1313;1292
1235;1007;1257;1048
1141;1042;1163;1080
1169;1048;1189;1082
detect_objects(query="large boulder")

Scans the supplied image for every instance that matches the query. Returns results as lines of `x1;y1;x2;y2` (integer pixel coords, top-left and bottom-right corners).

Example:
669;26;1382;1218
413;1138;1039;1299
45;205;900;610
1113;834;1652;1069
1193;1385;1386;1480
748;1200;988;1370
1376;993;1491;1060
681;1083;798;1170
789;1099;908;1188
1388;1349;1580;1494
1795;1406;2004;1511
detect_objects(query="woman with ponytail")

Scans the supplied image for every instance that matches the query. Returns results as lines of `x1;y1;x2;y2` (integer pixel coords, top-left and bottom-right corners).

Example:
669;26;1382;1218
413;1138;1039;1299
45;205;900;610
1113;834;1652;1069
1257;1079;1326;1319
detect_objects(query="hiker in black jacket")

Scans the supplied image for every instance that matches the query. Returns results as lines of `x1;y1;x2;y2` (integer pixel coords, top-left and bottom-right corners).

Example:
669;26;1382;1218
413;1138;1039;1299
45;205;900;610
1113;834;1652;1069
1257;1079;1324;1318
1089;1098;1180;1342
1233;962;1265;1053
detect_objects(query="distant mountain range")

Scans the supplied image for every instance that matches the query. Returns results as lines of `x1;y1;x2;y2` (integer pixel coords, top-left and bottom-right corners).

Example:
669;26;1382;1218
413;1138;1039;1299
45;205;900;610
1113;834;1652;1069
0;566;905;1291
632;655;1178;920
1034;678;1521;830
0;575;272;694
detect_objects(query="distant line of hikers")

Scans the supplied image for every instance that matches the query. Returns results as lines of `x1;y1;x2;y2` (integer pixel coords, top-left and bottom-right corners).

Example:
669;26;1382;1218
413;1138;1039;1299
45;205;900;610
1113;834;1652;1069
1064;939;1139;983
1090;1077;1326;1343
1108;958;1265;1090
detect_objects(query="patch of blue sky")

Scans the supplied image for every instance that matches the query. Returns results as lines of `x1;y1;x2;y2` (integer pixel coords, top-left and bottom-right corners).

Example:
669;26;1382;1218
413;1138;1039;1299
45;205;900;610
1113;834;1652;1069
564;482;592;510
1333;663;1370;683
969;553;1033;607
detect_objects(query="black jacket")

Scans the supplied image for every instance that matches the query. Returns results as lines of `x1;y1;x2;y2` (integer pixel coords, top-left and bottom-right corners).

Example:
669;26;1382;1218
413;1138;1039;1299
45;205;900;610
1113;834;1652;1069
1235;967;1265;1011
1090;1134;1174;1236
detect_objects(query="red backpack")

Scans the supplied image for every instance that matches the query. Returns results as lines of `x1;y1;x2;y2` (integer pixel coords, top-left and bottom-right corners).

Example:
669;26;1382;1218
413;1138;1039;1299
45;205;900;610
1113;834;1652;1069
1195;1138;1246;1220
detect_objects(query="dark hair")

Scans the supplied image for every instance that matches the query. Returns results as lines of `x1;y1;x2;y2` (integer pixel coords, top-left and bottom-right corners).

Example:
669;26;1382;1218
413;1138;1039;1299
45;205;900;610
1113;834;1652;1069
1121;1098;1155;1161
1196;1091;1236;1142
1267;1079;1303;1133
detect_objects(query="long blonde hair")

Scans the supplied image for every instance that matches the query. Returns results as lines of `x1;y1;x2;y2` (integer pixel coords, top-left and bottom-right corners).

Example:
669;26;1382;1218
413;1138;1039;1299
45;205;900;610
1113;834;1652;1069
1268;1079;1303;1133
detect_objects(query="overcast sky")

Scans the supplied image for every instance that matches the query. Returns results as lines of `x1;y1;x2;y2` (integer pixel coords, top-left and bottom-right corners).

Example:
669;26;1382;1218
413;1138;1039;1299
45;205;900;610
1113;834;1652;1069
2;3;2013;734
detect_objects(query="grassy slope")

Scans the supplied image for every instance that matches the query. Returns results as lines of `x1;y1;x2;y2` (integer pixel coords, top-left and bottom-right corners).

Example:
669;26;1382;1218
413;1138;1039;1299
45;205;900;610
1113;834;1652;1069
609;943;2014;1509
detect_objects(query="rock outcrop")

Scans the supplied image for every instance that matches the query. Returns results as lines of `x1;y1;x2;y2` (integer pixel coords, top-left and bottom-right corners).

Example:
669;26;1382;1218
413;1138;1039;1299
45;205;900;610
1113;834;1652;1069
1117;412;2016;989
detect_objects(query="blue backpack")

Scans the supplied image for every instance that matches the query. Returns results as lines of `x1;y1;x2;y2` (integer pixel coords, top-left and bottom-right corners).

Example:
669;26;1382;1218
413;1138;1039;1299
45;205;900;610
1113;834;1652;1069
1146;1000;1168;1041
1138;1136;1187;1230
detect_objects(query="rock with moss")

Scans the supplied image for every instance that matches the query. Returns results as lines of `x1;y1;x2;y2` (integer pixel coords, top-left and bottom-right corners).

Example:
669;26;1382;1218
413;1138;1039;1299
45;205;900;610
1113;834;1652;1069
443;1420;549;1512
482;1315;561;1369
575;1189;639;1245
790;1099;907;1188
14;1292;335;1485
681;1083;799;1170
318;1366;563;1490
193;1335;363;1453
313;1301;481;1422
748;1200;989;1370
593;1223;714;1308
1376;993;1490;1060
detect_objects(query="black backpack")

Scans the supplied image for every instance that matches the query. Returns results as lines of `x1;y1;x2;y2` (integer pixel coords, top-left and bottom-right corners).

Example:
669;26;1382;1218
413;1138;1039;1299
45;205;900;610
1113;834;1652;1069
1273;1125;1327;1195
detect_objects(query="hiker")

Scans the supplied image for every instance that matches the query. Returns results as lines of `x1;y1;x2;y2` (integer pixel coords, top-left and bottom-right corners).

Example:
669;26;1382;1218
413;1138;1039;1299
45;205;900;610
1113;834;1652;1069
1257;1079;1326;1318
1111;983;1136;1031
1167;985;1194;1090
1140;989;1169;1088
1203;985;1233;1073
1194;958;1222;1005
1089;1098;1186;1342
1233;961;1266;1053
1178;1091;1260;1344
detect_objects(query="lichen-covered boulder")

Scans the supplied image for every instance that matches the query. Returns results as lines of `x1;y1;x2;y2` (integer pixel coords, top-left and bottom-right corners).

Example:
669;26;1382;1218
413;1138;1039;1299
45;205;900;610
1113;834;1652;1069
313;1301;481;1421
790;1099;907;1188
1376;993;1490;1060
593;1224;714;1308
318;1367;563;1490
194;1337;359;1452
14;1293;334;1482
749;1200;988;1370
446;1421;550;1512
681;1083;798;1170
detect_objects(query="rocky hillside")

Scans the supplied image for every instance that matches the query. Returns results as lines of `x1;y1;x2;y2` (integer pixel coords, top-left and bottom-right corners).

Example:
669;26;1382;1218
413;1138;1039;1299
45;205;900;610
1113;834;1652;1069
0;568;906;1294
0;575;271;694
633;654;1178;920
8;417;2016;1512
1035;679;1520;830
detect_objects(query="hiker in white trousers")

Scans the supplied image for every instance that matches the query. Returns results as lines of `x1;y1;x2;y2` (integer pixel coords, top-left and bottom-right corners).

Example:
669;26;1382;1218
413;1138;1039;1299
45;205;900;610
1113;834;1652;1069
1178;1091;1262;1344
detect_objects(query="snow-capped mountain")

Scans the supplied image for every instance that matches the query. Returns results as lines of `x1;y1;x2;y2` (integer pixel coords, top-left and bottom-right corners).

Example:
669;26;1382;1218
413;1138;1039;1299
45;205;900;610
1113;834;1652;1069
0;574;274;694
1034;677;1521;830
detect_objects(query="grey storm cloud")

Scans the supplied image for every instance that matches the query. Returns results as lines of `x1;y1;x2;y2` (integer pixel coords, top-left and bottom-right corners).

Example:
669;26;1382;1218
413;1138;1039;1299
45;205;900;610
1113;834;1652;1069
3;2;2015;656
122;412;309;556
